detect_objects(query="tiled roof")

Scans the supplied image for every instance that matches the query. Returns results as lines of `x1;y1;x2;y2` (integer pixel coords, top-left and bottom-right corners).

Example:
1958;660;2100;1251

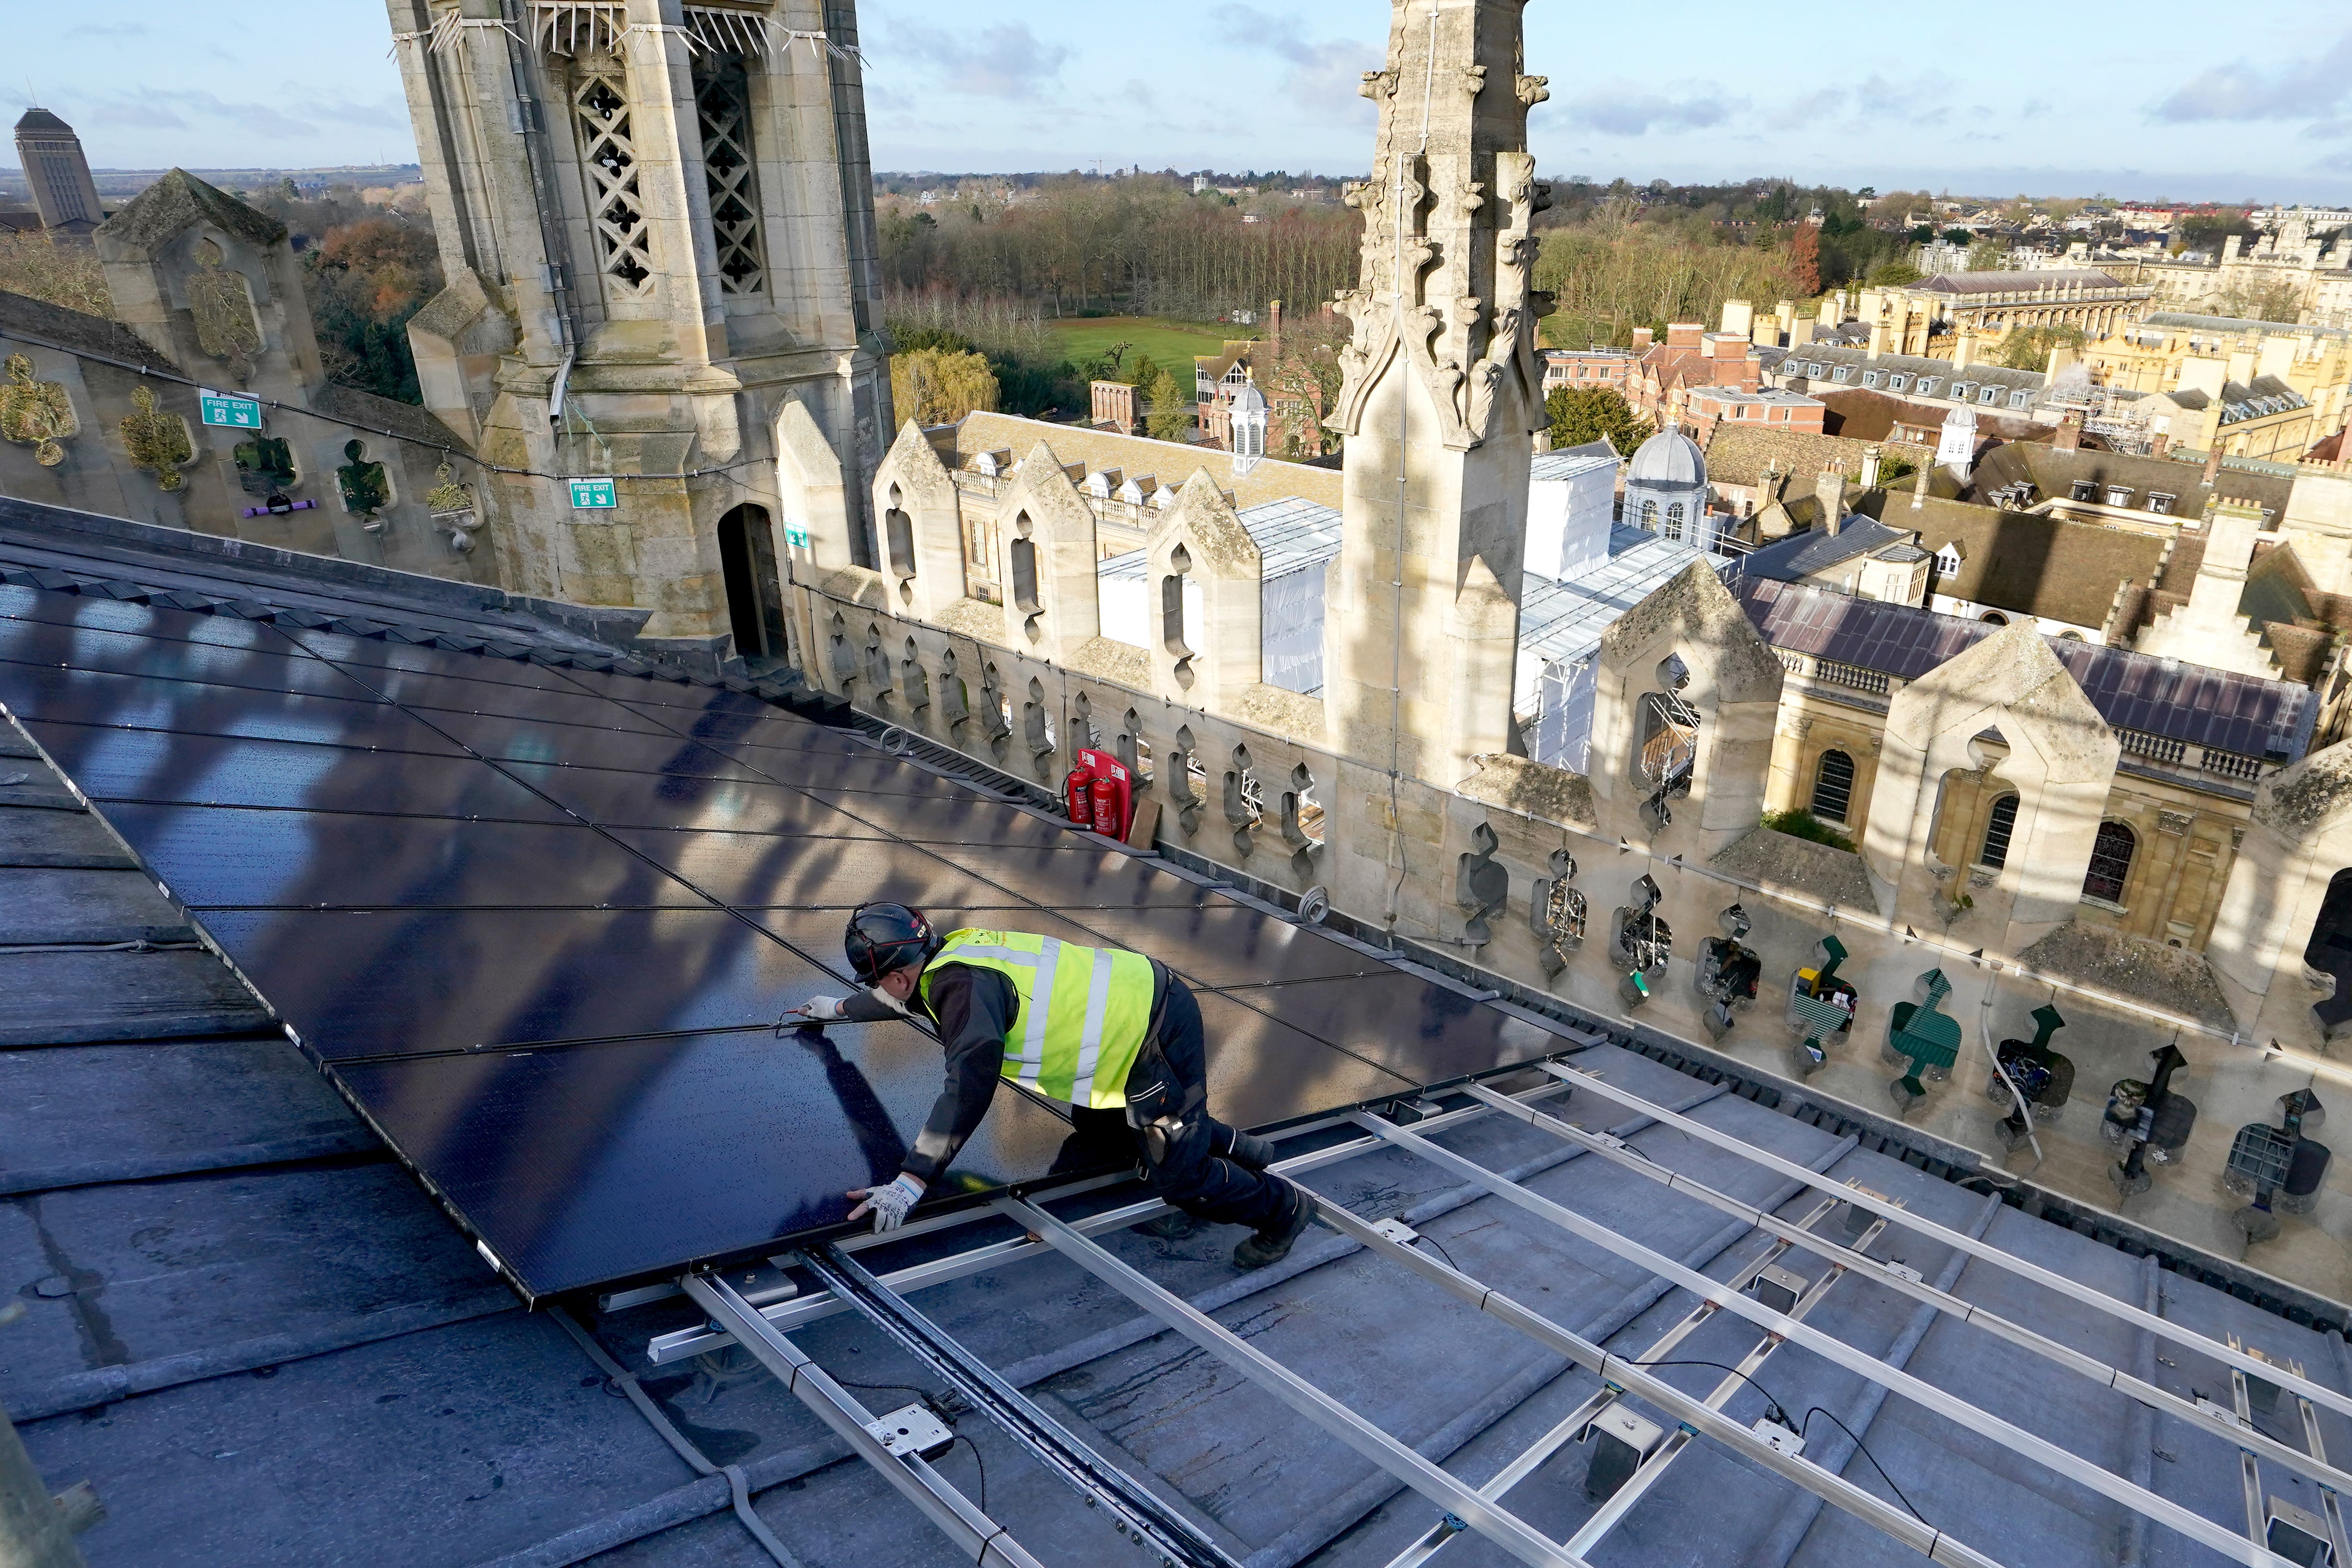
1960;442;2292;517
1739;575;2317;759
951;411;1341;511
1700;425;1933;488
1882;494;2164;629
0;288;180;370
1816;388;2054;445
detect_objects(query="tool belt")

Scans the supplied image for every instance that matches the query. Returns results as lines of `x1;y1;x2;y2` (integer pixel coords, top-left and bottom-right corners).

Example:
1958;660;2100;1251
1124;962;1205;1167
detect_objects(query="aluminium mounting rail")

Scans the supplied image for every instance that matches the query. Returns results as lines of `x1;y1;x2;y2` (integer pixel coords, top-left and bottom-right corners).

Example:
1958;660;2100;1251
1459;1080;2352;1499
644;1076;1579;1367
2294;1390;2352;1567
1562;1205;1891;1556
993;1193;1598;1568
1286;1179;2000;1567
798;1242;1245;1568
681;1272;1047;1568
1355;1109;2299;1568
1538;1058;2352;1428
1374;1195;1880;1568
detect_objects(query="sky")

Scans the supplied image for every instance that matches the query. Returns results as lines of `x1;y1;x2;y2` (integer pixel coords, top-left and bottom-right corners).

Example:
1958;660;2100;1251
11;0;2352;203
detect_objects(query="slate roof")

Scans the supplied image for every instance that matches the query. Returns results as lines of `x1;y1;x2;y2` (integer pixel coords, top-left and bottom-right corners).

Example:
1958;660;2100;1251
1742;517;1917;581
1700;424;1934;488
1816;387;2056;446
952;410;1340;511
1915;267;2130;293
1865;493;2167;630
1740;574;2317;759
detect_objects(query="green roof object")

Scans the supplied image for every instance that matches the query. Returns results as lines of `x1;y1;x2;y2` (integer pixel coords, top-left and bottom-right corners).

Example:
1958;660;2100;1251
2026;1003;2064;1051
1888;968;1962;1076
1815;933;1849;986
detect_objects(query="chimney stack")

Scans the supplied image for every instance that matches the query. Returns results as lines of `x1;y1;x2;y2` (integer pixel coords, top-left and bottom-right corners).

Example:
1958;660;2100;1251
2201;446;2224;489
1817;467;1848;535
1268;298;1282;359
2152;431;2171;460
1953;331;1976;372
1632;326;1654;351
1860;444;1883;490
2055;411;2083;452
1911;460;1930;511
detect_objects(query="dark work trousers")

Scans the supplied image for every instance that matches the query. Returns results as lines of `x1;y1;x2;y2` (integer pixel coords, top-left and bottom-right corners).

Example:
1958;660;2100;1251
1048;978;1292;1231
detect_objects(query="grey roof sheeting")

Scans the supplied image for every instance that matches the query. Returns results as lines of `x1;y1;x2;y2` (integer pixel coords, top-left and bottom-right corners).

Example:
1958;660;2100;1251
1096;494;1343;584
1740;575;2317;759
1742;517;1916;580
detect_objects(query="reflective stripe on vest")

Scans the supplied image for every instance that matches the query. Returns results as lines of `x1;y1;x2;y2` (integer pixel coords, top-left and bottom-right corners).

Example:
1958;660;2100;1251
924;928;1156;1108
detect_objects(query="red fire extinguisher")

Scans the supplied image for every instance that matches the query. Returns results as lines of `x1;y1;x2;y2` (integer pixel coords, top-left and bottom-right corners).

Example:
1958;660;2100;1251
1076;747;1132;838
1091;773;1120;837
1064;766;1095;825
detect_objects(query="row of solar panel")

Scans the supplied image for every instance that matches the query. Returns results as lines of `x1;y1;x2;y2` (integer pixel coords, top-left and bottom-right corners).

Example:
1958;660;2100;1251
0;584;1563;1295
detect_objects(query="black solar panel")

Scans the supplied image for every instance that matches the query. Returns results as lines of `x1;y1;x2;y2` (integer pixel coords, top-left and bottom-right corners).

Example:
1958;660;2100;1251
3;588;1584;1298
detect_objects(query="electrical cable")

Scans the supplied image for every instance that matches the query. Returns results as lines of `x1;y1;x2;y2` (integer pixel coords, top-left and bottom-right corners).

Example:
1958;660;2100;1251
951;1434;989;1514
1800;1406;1933;1528
1416;1233;1460;1273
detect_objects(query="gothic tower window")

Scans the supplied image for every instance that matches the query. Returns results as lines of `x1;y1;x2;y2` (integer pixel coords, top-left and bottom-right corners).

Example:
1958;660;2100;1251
693;58;766;295
574;71;653;292
1979;793;2019;871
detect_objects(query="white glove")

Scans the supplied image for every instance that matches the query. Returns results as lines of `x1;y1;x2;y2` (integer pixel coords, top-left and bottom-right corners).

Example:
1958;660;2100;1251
846;1172;926;1232
785;994;848;1023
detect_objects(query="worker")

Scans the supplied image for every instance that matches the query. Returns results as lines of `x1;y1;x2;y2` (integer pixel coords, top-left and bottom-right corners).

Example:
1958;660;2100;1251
785;903;1316;1270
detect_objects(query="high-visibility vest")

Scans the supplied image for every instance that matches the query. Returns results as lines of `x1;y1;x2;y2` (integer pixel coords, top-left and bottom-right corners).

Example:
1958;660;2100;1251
924;928;1157;1109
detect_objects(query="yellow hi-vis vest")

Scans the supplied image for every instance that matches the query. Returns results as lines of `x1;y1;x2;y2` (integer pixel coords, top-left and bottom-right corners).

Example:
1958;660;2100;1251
924;928;1156;1109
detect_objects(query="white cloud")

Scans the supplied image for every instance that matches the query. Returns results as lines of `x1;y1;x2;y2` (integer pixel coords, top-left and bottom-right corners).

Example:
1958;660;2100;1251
887;19;1073;99
1564;80;1740;137
1211;7;1379;126
2154;30;2352;125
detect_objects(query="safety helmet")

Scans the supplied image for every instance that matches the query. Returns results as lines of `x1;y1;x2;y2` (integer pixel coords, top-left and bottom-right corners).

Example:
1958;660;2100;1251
844;903;941;985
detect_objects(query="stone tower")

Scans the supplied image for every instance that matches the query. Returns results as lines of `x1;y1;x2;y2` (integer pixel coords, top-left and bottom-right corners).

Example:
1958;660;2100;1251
1323;0;1551;924
14;108;104;233
384;0;890;658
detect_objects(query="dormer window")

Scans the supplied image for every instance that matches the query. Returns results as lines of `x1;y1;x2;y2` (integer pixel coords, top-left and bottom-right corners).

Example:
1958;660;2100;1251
1979;385;2000;404
2148;491;2176;515
1863;371;1882;388
1888;373;1909;391
2071;480;2097;502
2105;487;2131;507
2009;390;2030;408
1917;376;1939;395
1833;365;1852;382
1951;382;1972;401
1935;547;1962;576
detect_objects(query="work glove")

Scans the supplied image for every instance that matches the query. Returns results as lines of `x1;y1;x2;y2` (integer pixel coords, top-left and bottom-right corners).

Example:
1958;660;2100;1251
846;1172;926;1232
780;994;848;1028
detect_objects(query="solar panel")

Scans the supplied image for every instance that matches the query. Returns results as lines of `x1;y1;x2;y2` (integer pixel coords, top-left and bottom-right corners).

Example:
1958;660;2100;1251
329;1023;1085;1296
102;804;707;911
21;722;571;820
3;583;1595;1299
197;906;833;1059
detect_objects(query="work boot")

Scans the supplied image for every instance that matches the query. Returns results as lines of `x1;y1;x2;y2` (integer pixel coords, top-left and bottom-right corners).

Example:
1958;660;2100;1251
1220;1128;1278;1172
1136;1208;1205;1240
1232;1183;1316;1270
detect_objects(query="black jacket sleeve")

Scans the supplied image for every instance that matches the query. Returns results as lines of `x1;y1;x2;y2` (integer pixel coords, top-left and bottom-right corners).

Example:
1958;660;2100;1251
899;963;1019;1184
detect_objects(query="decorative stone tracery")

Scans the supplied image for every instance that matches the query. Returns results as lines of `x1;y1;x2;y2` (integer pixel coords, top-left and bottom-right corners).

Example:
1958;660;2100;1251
573;70;653;293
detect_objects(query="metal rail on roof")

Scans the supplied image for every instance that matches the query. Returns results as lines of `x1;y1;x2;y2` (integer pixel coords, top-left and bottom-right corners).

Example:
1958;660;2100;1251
799;1243;1245;1568
1356;1110;2298;1568
644;1080;1580;1365
681;1272;1048;1568
1374;1194;1879;1568
996;1193;1599;1568
1538;1059;2352;1429
1458;1081;2352;1498
1287;1172;1998;1567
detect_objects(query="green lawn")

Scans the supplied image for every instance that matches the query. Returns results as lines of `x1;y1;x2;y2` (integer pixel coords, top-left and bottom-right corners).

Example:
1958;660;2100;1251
1045;316;1244;376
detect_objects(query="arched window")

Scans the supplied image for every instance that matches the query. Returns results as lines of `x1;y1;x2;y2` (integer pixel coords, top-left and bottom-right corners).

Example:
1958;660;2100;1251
1811;749;1855;823
1639;498;1658;531
1979;793;2019;870
1980;611;2007;626
1665;501;1685;540
2084;821;2136;903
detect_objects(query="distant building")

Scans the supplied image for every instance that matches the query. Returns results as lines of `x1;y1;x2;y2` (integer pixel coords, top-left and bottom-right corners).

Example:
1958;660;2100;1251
13;107;103;233
2084;313;2352;462
1624;323;1762;427
1680;384;1825;442
1539;348;1635;395
2120;217;2352;332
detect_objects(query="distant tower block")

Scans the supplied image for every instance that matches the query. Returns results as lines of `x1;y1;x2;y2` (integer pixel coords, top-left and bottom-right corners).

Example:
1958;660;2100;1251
14;107;104;233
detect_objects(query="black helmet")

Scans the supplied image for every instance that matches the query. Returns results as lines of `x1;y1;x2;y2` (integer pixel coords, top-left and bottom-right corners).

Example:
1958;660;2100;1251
845;903;941;985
